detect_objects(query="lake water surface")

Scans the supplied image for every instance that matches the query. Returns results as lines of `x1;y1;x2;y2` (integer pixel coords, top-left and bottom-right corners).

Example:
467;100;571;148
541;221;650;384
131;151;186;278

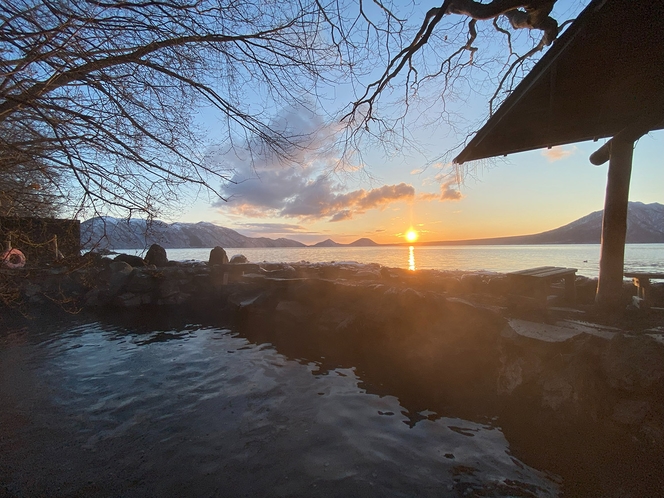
0;316;558;497
121;244;664;277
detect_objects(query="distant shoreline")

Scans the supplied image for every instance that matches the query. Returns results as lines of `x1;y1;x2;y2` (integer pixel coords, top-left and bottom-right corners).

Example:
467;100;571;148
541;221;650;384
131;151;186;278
109;241;664;251
83;202;664;249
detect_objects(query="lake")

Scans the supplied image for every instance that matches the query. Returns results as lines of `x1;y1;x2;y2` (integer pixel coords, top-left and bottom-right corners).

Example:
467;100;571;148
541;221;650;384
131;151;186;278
119;244;664;278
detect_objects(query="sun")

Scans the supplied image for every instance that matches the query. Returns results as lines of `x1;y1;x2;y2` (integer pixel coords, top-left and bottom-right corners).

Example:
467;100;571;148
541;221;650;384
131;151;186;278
405;229;419;243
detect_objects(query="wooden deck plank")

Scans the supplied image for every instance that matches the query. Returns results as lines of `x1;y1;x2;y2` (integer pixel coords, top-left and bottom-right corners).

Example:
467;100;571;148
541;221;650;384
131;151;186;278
528;268;577;279
624;272;664;279
508;266;555;276
509;267;576;279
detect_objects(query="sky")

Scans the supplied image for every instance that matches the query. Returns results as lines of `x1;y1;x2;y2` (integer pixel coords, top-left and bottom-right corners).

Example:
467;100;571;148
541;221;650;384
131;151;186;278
174;0;663;245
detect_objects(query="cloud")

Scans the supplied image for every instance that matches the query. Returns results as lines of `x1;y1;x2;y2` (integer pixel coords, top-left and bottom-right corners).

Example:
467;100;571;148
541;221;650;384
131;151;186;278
542;145;577;162
418;192;440;201
280;178;415;221
329;210;352;222
418;180;463;202
236;222;310;234
210;103;415;222
440;180;463;200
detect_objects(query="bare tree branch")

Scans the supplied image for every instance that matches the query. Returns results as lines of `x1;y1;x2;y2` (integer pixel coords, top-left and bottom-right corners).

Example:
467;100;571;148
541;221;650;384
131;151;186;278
344;0;559;127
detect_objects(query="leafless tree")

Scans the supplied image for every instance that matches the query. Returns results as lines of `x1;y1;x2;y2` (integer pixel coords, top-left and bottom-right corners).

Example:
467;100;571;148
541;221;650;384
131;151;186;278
0;0;389;219
343;0;579;164
0;124;72;217
1;0;579;220
0;160;68;218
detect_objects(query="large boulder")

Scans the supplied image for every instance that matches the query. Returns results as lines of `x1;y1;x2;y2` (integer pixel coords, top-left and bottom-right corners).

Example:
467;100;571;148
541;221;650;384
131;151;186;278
208;246;229;266
145;244;169;267
114;253;145;267
229;254;248;264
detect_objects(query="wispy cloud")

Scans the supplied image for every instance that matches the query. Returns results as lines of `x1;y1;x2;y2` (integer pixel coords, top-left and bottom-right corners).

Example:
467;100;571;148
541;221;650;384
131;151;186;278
419;192;439;201
418;180;463;202
236;222;311;234
329;210;353;222
209;103;414;222
542;145;577;162
440;180;463;200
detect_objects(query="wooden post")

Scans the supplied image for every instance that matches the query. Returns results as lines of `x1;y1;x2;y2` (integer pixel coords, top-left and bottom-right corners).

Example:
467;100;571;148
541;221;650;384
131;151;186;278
595;137;634;308
53;234;64;260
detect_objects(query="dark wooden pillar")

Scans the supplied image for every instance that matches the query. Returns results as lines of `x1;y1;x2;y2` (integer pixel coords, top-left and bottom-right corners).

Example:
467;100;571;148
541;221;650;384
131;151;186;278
595;137;634;308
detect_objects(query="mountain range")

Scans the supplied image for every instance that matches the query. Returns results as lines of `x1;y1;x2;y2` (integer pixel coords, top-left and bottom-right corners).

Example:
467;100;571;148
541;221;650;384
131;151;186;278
414;201;664;246
312;238;379;247
81;217;306;250
82;202;664;250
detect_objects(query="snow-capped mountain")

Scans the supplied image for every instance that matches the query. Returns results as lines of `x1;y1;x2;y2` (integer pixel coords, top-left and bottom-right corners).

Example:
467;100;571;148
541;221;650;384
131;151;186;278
413;202;664;245
524;201;664;244
81;217;306;249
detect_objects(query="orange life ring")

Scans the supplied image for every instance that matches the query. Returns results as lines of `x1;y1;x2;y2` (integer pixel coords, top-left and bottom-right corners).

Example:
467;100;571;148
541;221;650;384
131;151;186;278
1;248;26;269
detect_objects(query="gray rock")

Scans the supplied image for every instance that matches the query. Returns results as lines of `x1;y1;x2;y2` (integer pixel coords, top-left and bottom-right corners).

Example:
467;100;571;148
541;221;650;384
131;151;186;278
602;334;664;391
107;261;132;294
158;279;181;299
209;246;229;266
275;300;312;321
109;260;132;274
487;276;510;295
229;291;268;309
114;253;145;267
230;254;248;264
159;292;190;305
126;270;155;293
380;267;396;279
115;292;142;307
459;273;483;293
84;288;104;307
355;269;381;279
145;244;169;267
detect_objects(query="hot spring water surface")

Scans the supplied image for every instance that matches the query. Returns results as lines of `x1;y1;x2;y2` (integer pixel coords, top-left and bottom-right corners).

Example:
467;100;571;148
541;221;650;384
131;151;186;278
0;316;558;497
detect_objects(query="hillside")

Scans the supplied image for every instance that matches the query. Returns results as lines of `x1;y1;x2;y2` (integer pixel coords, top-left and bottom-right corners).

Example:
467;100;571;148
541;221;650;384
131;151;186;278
417;202;664;246
311;238;379;247
311;239;342;247
81;217;306;249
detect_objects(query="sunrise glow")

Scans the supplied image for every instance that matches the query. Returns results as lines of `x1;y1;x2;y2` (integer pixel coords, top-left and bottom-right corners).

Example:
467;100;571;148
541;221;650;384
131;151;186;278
405;229;418;243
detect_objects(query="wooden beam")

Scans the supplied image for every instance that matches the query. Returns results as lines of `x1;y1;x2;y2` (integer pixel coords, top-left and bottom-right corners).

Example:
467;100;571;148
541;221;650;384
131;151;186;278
595;136;634;308
589;114;663;165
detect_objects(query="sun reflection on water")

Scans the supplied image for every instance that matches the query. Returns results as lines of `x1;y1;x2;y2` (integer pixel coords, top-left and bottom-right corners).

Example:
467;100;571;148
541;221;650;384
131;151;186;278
408;246;415;271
